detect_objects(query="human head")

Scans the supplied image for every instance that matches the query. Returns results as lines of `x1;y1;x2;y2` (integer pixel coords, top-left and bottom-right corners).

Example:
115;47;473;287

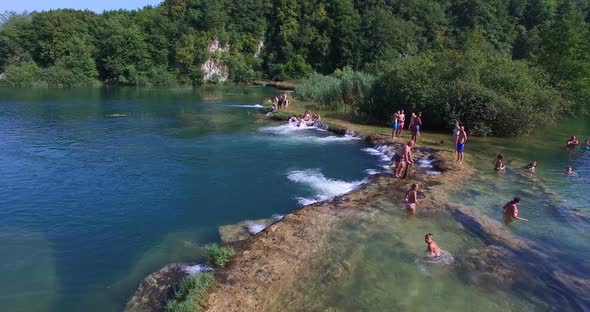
401;110;405;113
418;112;422;116
512;196;521;204
532;160;537;166
572;135;577;140
497;154;504;160
411;183;418;190
585;139;590;144
565;166;572;172
425;233;434;243
407;140;415;147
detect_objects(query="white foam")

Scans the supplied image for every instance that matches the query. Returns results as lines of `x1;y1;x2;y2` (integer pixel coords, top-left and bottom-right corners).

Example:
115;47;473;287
183;264;213;275
272;214;284;220
362;148;382;156
288;169;363;205
363;146;391;162
365;169;380;175
225;104;263;108
247;223;267;235
258;124;360;143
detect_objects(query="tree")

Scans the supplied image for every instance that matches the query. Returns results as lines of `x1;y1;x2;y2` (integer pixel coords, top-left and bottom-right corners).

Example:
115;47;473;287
326;0;362;71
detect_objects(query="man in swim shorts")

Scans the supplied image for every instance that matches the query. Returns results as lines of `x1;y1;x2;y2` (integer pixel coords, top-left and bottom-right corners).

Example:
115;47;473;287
411;112;422;143
502;197;528;222
393;140;414;178
425;233;441;257
456;124;467;163
392;111;400;138
405;183;419;214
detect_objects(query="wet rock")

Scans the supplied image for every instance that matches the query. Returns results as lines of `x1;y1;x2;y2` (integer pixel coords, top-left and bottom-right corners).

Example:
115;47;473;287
219;218;278;243
125;263;188;312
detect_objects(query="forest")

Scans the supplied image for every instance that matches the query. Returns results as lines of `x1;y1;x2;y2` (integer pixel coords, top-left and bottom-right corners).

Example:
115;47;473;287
1;0;589;135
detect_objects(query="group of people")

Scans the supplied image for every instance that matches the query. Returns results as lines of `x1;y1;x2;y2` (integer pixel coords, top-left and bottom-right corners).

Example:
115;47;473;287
391;111;423;143
288;108;321;127
388;111;589;259
266;93;290;114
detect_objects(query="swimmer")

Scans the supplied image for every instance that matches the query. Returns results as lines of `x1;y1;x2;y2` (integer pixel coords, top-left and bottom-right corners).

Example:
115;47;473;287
411;112;422;143
493;154;506;171
396;110;405;137
564;166;577;176
392;140;414;178
392;111;400;138
424;233;441;257
567;135;579;149
456;124;467;163
523;160;537;172
502;197;528;222
581;139;590;151
405;184;419;214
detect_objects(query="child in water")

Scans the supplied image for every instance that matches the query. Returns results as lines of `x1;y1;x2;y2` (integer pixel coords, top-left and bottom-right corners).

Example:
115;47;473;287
564;166;577;176
582;139;590;152
405;184;419;214
425;233;441;257
523;160;537;172
493;154;507;171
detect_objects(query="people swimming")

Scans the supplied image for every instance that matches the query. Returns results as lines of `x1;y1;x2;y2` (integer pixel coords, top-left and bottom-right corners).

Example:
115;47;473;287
564;166;577;176
566;135;579;149
523;161;537;172
424;233;441;257
493;154;507;171
581;139;590;152
405;183;419;214
456;124;467;164
392;140;414;178
502;197;528;222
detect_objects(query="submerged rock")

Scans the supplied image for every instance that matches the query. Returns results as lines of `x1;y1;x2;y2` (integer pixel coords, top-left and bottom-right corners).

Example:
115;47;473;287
125;263;188;312
218;218;278;243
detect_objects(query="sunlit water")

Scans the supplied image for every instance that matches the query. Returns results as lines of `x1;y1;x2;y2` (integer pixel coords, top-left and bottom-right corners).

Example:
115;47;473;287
277;120;590;311
0;87;382;312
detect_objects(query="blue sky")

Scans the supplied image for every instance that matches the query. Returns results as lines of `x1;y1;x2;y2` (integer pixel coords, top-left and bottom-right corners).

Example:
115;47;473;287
3;0;163;13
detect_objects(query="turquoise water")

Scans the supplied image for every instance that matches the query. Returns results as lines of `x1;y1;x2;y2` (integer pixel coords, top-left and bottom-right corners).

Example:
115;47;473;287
0;87;381;312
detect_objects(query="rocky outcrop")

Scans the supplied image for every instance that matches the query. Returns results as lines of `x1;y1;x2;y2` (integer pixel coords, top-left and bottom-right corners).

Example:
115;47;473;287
125;263;188;312
202;38;230;82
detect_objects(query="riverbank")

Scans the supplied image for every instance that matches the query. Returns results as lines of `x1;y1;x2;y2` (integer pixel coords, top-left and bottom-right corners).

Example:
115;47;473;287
126;98;590;311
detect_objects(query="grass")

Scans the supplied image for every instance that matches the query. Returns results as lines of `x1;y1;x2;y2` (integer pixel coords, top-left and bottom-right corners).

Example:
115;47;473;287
204;243;235;267
165;272;215;312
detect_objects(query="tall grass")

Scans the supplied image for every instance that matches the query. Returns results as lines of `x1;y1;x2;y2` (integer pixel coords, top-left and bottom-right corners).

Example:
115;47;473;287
204;243;235;267
165;272;215;312
295;67;375;112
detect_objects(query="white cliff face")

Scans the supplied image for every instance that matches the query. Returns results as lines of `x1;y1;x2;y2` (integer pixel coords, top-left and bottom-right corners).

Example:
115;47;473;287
255;40;264;58
202;37;230;82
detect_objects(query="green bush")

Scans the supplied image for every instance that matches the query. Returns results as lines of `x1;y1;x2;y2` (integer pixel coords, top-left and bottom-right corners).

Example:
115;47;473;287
0;61;41;87
165;272;215;312
295;67;375;112
204;243;235;267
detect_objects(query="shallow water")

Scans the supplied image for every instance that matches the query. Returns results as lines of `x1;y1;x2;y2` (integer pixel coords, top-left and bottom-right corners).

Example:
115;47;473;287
276;120;590;311
0;87;381;312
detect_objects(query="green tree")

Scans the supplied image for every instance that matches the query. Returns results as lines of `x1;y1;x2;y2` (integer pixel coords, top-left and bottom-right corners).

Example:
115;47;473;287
327;0;362;71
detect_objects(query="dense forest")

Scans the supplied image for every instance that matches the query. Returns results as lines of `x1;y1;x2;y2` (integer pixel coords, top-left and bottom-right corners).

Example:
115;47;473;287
1;0;589;135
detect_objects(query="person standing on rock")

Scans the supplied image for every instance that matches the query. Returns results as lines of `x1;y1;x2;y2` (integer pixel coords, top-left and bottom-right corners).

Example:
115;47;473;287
456;124;467;164
411;113;422;143
396;110;406;137
392;111;400;139
392;140;414;178
405;183;419;214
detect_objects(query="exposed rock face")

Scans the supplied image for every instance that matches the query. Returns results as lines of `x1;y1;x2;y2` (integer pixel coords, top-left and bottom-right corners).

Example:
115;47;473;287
202;38;230;82
125;263;188;312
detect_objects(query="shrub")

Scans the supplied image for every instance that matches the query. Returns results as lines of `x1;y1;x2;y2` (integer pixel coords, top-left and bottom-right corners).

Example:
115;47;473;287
165;272;215;312
0;61;41;87
204;243;235;267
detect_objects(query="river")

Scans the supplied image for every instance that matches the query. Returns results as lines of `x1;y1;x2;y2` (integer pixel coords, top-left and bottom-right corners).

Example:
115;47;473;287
0;87;589;311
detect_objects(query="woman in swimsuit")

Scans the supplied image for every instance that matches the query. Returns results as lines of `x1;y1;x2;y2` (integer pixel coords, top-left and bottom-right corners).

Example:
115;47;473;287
523;160;537;172
502;197;528;222
493;154;506;171
567;135;579;149
405;183;419;214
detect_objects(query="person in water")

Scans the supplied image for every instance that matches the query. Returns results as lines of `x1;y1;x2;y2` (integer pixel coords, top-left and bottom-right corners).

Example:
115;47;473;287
392;111;400;139
405;183;419;214
581;139;590;151
567;135;579;149
411;112;422;143
393;140;414;178
425;233;441;257
564;166;577;176
493;154;507;171
456;124;467;164
396;110;406;137
523;161;537;172
502;197;528;222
